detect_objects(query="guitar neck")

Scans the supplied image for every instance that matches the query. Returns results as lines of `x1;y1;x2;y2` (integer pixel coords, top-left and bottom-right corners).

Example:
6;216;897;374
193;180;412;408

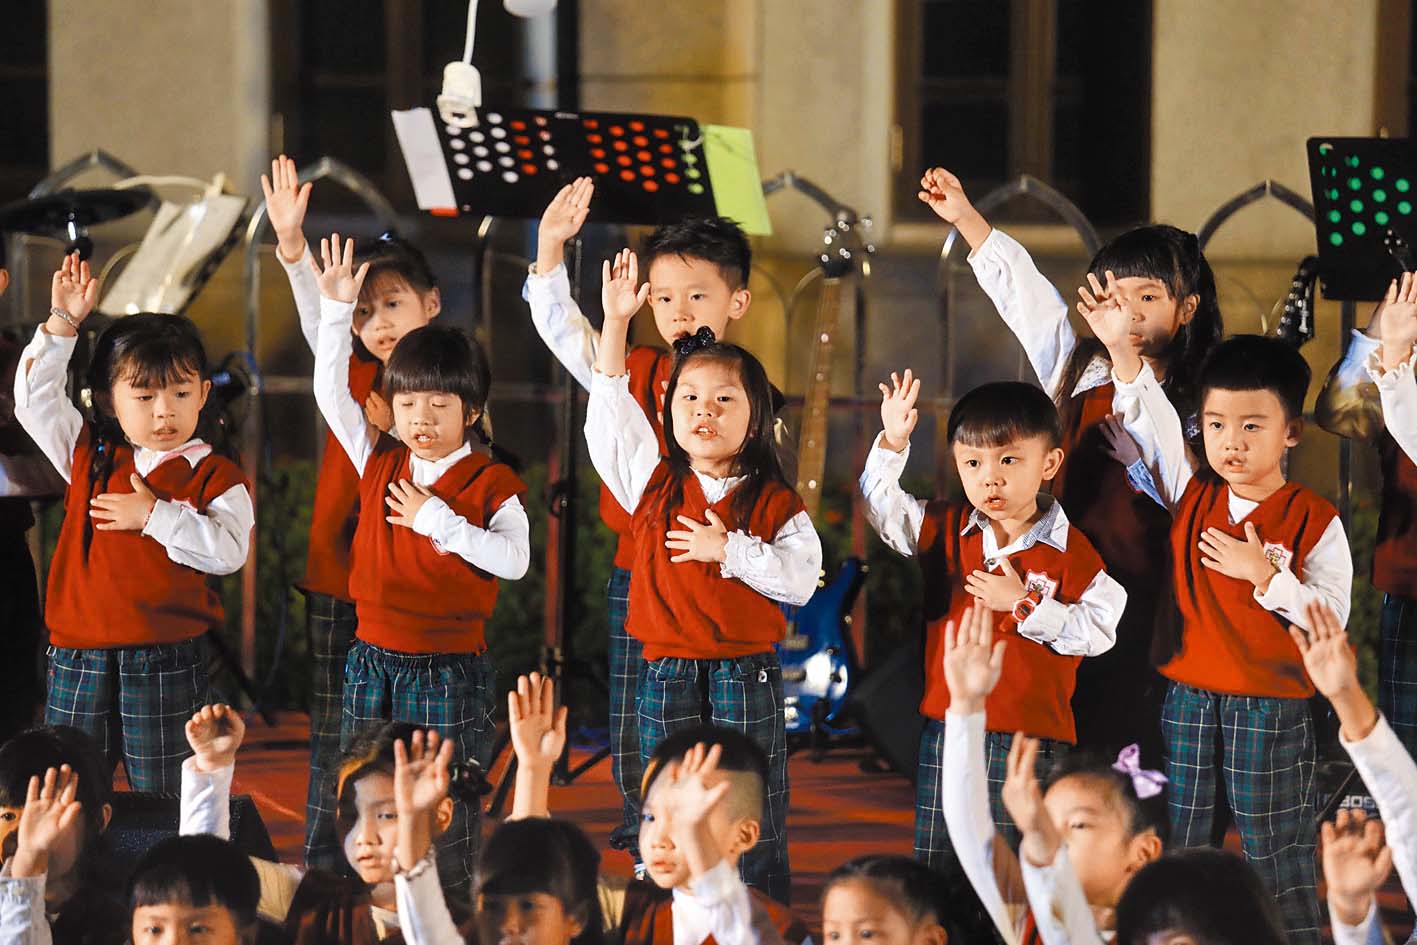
795;276;843;520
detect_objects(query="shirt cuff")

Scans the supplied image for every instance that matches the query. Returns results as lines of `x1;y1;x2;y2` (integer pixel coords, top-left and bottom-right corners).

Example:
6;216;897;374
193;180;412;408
965;225;1006;265
686;859;738;905
1327;896;1383;945
142;498;183;545
319;295;356;326
720;530;761;580
864;432;911;478
1252;566;1299;612
1365;345;1417;384
277;242;312;270
523;261;571;298
1111;358;1158;392
410;495;453;538
1017;595;1069;645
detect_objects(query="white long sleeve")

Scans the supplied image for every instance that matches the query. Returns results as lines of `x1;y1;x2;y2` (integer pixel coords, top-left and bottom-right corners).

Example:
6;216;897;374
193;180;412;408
1329;899;1391;945
942;710;1019;945
672;860;761;945
523;262;599;392
720;510;822;607
411;493;530;579
12;327;83;484
857;434;928;556
967;228;1079;400
179;756;234;839
314;296;379;476
1251;514;1352;630
0;863;51;945
395;859;464;945
1019;846;1107;945
1017;569;1124;658
1367;347;1417;465
142;474;254;576
279;244;324;353
1341;715;1417;923
585;369;662;514
1110;362;1192;511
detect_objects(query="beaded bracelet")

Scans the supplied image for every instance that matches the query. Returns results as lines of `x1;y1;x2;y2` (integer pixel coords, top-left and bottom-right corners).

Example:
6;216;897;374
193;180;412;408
48;307;80;332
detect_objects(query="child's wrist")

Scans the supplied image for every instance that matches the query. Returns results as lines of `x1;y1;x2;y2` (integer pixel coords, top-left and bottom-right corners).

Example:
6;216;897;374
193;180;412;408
191;752;234;774
1328;891;1374;927
1334;690;1380;742
535;240;566;274
879;432;909;453
9;848;46;879
949;696;985;716
275;233;307;263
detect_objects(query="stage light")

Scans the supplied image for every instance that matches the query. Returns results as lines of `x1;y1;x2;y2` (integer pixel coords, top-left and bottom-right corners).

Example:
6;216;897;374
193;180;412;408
504;0;556;14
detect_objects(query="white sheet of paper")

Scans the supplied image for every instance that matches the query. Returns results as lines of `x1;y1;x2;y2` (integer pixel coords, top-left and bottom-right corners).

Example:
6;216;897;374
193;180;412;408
392;107;457;211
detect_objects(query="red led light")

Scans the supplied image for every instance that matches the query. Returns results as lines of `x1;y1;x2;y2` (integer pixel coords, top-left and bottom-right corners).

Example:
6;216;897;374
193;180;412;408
583;119;598;128
587;133;602;144
517;149;533;159
632;135;648;147
590;147;606;159
636;150;652;162
619;169;635;181
665;172;680;184
659;143;674;154
653;128;670;139
521;163;538;174
661;158;676;169
629;120;645;132
609;125;625;136
617;155;632;167
643;179;659;192
510;120;527;130
594;162;610;174
639;165;654;177
514;134;530;145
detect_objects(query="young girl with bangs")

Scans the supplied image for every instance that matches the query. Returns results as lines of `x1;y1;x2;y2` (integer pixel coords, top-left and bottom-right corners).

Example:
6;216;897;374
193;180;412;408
919;168;1225;766
13;253;252;792
586;248;822;902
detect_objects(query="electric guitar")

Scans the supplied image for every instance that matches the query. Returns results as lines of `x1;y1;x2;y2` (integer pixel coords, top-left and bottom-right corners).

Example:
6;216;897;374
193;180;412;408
777;219;871;740
1272;255;1320;349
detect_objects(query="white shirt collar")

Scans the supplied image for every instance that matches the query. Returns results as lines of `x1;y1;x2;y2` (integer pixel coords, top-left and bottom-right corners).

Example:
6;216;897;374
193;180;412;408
132;438;211;478
409;441;474;488
1070;353;1114;397
692;468;743;505
961;493;1070;562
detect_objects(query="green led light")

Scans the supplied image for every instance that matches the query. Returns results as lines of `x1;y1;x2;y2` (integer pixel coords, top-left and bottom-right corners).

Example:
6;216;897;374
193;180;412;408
1350;177;1363;190
686;168;701;179
1399;178;1412;193
1401;201;1413;215
1348;155;1362;167
1328;188;1340;199
1353;221;1367;236
1375;189;1388;202
1373;167;1387;180
1351;199;1365;213
1331;232;1344;246
688;183;705;195
1377;211;1391;225
1320;143;1334;153
1328;209;1342;223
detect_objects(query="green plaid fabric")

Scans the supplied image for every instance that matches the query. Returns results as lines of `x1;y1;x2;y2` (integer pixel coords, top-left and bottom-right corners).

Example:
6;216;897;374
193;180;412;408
302;591;359;873
340;640;495;900
1161;681;1319;945
45;638;208;792
607;566;645;862
637;650;791;904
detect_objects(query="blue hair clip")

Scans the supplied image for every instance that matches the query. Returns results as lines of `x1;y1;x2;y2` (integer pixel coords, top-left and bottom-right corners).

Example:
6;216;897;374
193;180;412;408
672;325;717;358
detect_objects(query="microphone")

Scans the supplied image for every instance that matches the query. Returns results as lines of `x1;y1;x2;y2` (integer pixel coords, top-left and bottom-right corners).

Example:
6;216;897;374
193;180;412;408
438;0;557;128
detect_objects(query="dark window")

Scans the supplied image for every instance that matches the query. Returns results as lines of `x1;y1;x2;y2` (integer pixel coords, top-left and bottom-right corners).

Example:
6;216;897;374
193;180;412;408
895;0;1151;226
0;3;49;204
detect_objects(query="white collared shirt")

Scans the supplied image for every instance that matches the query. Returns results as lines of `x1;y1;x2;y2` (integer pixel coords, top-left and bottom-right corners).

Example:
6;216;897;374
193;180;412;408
523;261;601;392
584;369;821;606
858;433;1123;656
13;326;253;575
313;296;529;580
1365;342;1417;466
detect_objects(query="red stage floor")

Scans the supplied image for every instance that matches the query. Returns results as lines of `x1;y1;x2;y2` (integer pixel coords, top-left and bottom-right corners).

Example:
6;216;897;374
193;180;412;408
227;712;1411;941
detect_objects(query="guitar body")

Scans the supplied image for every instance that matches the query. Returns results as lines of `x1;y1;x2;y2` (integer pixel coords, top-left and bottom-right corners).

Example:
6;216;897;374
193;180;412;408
777;557;866;738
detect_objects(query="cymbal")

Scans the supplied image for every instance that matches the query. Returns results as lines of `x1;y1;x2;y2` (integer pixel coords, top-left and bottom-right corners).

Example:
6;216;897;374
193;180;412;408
0;187;153;236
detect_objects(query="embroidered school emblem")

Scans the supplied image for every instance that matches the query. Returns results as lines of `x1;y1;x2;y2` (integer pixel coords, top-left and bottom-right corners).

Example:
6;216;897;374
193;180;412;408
1024;570;1058;599
1262;541;1293;571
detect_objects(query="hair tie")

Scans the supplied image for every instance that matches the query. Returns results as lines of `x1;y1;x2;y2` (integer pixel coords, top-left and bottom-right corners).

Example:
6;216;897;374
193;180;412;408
1112;744;1167;799
447;757;493;803
672;325;717;358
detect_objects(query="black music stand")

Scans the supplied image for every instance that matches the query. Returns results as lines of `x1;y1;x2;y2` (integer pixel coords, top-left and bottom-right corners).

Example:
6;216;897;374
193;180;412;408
395;103;739;792
1306;136;1417;299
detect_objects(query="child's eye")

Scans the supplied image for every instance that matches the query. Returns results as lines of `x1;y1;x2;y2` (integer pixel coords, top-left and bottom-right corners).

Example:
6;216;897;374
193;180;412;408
691;293;705;301
1208;421;1222;430
1141;293;1157;302
641;812;656;823
1244;423;1260;432
657;296;671;303
379;811;398;821
717;394;733;403
965;459;979;468
1001;456;1016;465
860;930;875;939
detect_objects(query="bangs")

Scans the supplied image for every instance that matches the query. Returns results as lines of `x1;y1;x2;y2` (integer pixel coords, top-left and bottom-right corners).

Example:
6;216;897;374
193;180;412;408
949;416;1039;450
382;325;489;413
111;327;207;389
128;835;260;927
358;267;420;305
1088;226;1188;300
947;381;1061;449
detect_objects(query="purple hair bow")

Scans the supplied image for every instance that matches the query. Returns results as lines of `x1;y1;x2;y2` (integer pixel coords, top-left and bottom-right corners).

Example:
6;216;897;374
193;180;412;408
1113;744;1167;799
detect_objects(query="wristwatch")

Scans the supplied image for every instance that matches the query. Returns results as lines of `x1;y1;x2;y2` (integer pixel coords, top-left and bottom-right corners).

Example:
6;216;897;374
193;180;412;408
1012;590;1043;623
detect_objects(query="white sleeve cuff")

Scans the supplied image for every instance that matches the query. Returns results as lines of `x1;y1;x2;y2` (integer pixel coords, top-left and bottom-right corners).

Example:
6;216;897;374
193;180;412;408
410;495;452;537
1017;596;1069;644
1253;566;1300;611
142;498;183;544
863;432;911;479
180;757;235;838
319;295;356;326
1327;896;1385;945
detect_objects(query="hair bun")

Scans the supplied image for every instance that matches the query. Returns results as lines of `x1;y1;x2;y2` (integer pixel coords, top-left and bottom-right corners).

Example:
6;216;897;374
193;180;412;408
672;325;717;358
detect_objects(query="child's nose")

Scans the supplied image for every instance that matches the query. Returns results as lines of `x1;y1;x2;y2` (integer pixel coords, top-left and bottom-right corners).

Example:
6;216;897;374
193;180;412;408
501;906;524;934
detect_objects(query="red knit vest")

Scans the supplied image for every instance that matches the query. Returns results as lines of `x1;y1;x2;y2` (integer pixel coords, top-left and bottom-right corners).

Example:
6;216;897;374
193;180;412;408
601;346;674;569
917;501;1106;744
1375;431;1417;597
348;440;526;653
45;429;249;648
302;352;381;599
627;464;805;661
1162;478;1337;698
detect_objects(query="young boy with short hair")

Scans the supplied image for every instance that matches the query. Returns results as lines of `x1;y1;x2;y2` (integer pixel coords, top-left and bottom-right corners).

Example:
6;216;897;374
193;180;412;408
858;370;1126;869
128;834;263;945
1087;275;1352;945
524;179;757;870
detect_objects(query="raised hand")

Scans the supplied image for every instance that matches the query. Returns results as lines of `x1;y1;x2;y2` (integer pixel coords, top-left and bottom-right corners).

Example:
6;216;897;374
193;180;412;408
364;390;394;433
1322;809;1393;926
90;473;157;532
1099;412;1143;467
601;249;649;324
308;233;371;304
9;766;83;879
964;557;1028;612
665;510;729;564
1291;601;1377;742
1000;734;1062;867
261;154;312;262
386;479;435;528
1379;271;1417;371
1198;522;1276;591
508;672;567;773
878;369;921;453
942;601;1005;714
1078;271;1141;380
537;177;594;265
917;168;973;224
185;704;246;773
48;253;99;336
393;730;454;871
661;743;731;831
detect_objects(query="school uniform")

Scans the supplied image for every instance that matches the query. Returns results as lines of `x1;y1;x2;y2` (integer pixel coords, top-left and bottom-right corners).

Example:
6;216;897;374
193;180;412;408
13;326;252;790
586;368;821;905
1115;361;1352;945
314;296;530;897
280;247;383;871
859;434;1124;870
971;228;1176;763
526;262;674;861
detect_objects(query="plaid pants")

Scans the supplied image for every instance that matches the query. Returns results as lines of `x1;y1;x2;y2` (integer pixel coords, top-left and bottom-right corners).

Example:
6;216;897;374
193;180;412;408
1161;681;1319;945
303;591;359;873
638;651;790;904
607;567;645;862
340;640;495;900
45;638;209;792
1380;594;1417;759
914;717;1067;873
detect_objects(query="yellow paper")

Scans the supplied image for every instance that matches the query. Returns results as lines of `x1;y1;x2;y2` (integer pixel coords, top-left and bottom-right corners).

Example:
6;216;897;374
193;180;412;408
703;125;772;236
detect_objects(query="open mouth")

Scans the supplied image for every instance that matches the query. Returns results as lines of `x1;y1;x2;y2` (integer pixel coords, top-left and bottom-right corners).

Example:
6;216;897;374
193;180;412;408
983;495;1007;509
411;432;436;446
693;425;717;439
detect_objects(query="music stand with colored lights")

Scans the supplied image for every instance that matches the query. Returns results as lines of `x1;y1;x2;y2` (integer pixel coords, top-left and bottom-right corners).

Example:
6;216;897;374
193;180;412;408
1307;137;1417;299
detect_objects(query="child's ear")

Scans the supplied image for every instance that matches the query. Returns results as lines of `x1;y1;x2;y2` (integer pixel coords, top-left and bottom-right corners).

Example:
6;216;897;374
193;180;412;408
1127;829;1164;872
567;904;590;939
1286;415;1304;448
730;816;761;856
918;920;948;945
0;269;9;299
1178;292;1199;325
463;405;481;430
100;803;113;832
1041;446;1065;482
728;287;751;320
424;287;442;321
198;379;212;409
434;796;455;835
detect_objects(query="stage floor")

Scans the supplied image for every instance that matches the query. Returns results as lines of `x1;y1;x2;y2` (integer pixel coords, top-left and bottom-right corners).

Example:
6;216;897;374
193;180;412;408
227;712;1411;940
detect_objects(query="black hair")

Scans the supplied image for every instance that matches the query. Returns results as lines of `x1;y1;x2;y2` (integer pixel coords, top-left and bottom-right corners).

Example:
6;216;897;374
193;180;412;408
1198;334;1311;422
641;217;752;290
656;342;791;533
84;314;213;548
641;725;770;806
382;324;518;469
947;380;1063;450
128;834;260;932
824;855;1002;945
335;721;487;839
0;726;111;869
355;232;438;300
1114;849;1287;945
478;818;606;945
1044;751;1170;846
1057;224;1223;433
